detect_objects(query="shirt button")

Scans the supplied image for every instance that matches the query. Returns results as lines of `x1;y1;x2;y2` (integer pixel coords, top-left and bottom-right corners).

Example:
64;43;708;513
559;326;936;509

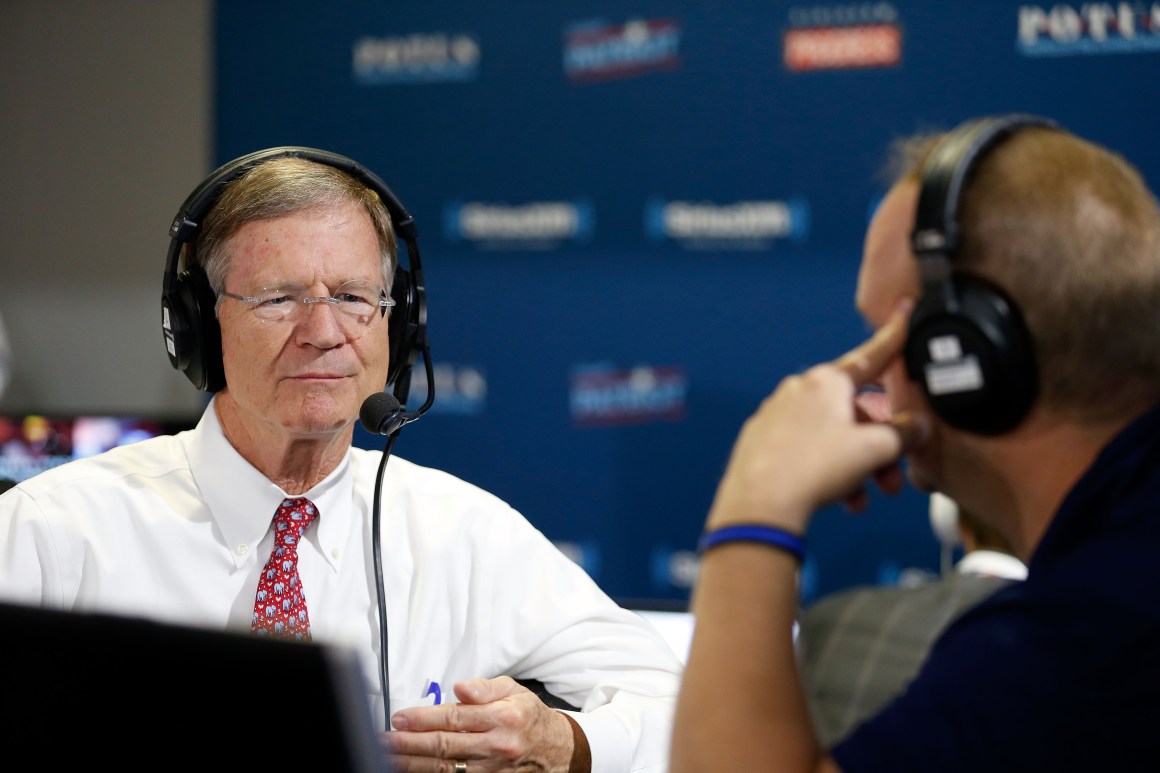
236;544;249;556
331;548;340;559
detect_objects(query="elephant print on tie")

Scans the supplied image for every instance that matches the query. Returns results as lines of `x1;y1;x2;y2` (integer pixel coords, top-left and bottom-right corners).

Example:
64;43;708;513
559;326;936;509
251;497;318;640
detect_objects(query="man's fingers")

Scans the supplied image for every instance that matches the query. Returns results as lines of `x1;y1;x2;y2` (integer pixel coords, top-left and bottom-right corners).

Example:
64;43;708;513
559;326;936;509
842;487;870;513
388;701;494;736
890;410;932;452
854;387;892;423
455;676;523;705
834;300;912;387
872;460;906;496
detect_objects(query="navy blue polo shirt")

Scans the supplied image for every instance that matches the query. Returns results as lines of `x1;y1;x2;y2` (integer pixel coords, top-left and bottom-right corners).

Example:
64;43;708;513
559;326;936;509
832;402;1160;771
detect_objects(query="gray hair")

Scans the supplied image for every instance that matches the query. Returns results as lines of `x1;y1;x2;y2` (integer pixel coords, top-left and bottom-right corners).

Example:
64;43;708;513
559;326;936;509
182;156;397;310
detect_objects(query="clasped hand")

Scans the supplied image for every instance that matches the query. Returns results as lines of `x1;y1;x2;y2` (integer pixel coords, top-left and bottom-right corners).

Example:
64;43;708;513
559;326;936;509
384;676;576;772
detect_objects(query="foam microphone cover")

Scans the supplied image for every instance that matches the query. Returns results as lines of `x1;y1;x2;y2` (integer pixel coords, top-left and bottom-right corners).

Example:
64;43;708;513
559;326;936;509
360;391;402;435
928;492;962;548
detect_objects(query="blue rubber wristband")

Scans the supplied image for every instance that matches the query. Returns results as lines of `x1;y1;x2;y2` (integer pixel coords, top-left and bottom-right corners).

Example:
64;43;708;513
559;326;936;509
697;524;807;563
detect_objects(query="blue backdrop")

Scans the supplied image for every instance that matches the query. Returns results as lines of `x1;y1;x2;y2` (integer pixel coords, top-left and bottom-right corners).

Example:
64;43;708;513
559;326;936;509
213;0;1160;607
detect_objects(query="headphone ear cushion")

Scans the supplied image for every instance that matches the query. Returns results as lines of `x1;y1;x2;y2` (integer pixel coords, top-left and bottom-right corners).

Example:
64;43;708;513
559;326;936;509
386;263;415;389
905;275;1037;435
176;266;224;393
165;148;426;397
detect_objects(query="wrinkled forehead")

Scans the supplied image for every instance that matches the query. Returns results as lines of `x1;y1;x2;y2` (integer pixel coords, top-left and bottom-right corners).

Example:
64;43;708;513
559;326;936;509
223;203;386;288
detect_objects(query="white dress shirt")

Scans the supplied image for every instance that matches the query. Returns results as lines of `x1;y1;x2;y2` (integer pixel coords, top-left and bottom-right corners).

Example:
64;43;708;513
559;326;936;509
0;399;682;771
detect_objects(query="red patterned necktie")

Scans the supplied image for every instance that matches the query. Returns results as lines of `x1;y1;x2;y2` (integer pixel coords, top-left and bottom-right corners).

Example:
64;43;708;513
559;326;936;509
251;497;318;640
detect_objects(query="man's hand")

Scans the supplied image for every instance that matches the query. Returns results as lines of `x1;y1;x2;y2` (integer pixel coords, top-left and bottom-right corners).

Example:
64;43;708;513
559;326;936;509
706;300;930;535
384;676;582;773
842;386;905;513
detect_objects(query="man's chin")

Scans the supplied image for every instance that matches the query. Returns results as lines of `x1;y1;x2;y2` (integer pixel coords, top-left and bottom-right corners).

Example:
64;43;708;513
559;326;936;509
905;460;938;493
283;391;357;435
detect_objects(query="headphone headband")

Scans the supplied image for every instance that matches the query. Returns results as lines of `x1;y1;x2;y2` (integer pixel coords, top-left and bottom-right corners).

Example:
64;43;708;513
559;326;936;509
904;113;1058;435
161;147;427;396
164;148;417;292
912;114;1059;260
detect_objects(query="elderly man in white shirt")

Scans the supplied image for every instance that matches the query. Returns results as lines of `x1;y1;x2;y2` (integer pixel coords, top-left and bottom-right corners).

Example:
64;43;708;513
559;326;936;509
0;148;682;773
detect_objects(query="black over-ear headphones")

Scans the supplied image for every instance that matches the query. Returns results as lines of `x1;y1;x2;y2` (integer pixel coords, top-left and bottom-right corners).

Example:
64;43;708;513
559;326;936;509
904;114;1058;435
161;147;428;400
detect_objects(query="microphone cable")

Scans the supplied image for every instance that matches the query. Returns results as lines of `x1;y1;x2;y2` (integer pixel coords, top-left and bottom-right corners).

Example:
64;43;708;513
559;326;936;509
371;429;399;727
364;347;435;728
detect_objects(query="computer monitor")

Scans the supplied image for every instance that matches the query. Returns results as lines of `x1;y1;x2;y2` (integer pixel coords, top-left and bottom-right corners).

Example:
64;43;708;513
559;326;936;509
0;601;391;770
0;413;198;484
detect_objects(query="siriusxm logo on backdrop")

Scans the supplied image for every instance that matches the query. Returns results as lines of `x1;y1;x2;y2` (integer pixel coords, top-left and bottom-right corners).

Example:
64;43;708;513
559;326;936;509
408;362;487;415
1017;3;1160;56
787;2;899;26
553;538;603;579
647;545;824;603
569;364;687;427
645;197;811;250
352;32;480;83
443;199;595;250
783;3;902;71
649;544;825;601
563;17;682;83
649;546;700;593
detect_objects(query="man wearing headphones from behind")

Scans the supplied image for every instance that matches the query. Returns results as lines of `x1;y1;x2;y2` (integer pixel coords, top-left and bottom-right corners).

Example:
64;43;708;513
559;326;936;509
0;150;682;772
671;115;1160;771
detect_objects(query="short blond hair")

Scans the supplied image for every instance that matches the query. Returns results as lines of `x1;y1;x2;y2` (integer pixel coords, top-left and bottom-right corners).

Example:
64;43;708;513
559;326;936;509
891;124;1160;421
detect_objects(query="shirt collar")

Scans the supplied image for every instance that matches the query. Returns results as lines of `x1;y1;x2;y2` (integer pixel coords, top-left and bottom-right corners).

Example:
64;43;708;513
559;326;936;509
186;396;355;569
955;549;1028;581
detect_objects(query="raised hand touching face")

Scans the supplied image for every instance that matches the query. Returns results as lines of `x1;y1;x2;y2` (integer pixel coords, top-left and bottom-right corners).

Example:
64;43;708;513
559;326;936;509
706;300;931;536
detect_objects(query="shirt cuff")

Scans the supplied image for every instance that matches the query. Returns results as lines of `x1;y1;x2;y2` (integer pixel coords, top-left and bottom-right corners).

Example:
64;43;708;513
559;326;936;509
563;709;633;773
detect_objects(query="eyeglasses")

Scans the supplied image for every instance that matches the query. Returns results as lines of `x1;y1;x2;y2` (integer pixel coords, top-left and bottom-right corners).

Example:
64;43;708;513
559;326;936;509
219;279;395;336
